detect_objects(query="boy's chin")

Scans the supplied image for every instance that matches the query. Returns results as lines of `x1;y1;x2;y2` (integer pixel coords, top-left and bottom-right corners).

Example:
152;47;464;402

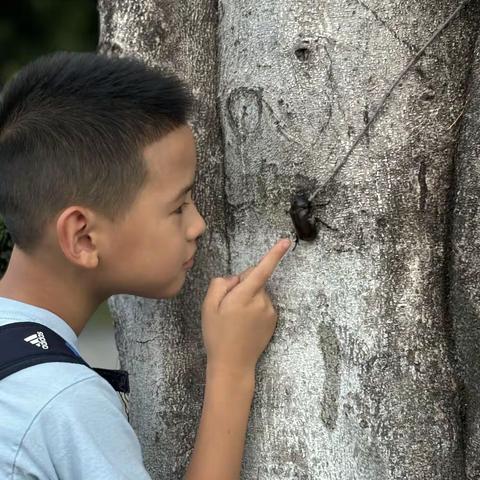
119;271;188;300
148;276;187;299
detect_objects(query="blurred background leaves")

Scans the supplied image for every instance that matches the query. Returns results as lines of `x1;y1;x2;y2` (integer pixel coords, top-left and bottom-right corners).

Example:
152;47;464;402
0;0;98;276
0;0;98;86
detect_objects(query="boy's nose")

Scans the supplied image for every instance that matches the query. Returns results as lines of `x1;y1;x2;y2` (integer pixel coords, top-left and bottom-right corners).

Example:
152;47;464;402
197;213;207;237
187;207;207;241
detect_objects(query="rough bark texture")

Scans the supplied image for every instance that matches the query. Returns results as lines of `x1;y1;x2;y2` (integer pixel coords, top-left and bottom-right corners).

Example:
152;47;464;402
97;1;226;478
451;31;480;480
98;0;480;478
217;1;478;478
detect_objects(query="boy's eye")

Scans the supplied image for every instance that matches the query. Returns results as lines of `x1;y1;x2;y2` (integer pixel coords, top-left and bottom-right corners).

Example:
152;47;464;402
174;202;189;214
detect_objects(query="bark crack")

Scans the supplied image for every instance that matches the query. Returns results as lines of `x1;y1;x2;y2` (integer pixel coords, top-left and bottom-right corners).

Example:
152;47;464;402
135;335;161;344
418;159;427;212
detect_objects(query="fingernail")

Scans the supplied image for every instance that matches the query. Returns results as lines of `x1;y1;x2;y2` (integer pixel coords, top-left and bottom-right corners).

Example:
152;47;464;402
280;239;291;249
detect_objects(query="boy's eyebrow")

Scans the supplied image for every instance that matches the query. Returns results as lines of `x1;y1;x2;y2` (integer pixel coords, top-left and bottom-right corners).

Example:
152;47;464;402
170;181;195;203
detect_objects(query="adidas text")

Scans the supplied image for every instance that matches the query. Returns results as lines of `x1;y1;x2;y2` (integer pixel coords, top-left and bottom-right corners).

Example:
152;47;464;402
24;332;49;350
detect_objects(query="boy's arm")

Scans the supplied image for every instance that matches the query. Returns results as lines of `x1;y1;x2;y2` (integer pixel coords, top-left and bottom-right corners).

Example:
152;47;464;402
184;365;256;480
186;239;291;479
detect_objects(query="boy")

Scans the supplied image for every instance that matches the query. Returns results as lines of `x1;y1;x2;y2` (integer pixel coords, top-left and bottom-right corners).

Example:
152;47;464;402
0;51;291;479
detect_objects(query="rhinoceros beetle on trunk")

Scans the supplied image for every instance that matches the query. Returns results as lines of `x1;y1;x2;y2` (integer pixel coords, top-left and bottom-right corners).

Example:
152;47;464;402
288;191;336;250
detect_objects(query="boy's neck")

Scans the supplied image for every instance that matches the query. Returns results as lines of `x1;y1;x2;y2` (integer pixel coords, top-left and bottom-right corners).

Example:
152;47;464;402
0;246;104;336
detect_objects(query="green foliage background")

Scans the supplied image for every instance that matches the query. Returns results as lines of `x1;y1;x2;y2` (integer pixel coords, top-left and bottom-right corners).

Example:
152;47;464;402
0;0;98;277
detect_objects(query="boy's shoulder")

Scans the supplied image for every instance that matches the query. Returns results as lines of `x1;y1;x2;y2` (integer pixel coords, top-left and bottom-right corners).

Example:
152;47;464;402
0;346;125;436
0;360;148;480
0;302;151;479
0;300;121;411
0;306;127;429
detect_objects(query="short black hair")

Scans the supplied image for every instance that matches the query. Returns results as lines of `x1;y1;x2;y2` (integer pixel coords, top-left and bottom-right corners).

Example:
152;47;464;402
0;51;194;254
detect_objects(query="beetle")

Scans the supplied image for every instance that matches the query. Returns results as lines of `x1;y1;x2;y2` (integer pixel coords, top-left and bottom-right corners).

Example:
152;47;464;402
288;191;336;250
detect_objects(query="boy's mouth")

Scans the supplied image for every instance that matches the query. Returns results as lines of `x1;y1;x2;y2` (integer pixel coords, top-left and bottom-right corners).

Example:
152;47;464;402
182;250;196;268
183;257;194;269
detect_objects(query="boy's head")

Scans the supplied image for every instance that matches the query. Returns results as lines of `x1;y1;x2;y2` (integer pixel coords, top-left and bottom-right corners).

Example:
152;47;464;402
0;51;206;300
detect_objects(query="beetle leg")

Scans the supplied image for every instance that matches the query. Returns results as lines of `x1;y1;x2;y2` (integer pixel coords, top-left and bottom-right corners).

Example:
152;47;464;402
314;216;338;231
292;234;299;251
314;199;331;208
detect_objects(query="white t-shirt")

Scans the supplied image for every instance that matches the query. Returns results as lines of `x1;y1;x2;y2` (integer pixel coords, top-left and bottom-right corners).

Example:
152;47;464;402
0;296;152;480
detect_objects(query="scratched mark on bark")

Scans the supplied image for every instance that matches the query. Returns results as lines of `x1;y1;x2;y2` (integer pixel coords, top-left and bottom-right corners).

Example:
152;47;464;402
353;0;446;67
317;322;341;431
226;86;263;139
354;0;417;53
418;158;428;212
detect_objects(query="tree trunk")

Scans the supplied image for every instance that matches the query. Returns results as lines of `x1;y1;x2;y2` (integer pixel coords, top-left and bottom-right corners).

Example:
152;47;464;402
98;1;480;478
451;30;480;480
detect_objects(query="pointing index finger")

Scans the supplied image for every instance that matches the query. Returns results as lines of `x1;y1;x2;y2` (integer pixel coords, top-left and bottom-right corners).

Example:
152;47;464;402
238;239;291;296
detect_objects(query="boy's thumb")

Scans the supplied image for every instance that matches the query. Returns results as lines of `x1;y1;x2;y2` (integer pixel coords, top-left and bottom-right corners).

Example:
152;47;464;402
222;275;240;298
205;275;240;311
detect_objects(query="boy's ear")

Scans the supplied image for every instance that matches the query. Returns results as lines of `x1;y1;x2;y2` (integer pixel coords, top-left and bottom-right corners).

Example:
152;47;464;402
55;206;100;269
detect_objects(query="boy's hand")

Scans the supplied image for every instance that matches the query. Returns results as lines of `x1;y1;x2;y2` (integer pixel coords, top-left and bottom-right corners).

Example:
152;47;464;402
201;238;291;377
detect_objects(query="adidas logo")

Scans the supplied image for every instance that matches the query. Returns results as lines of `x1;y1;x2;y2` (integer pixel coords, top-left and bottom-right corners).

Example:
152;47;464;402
24;331;49;350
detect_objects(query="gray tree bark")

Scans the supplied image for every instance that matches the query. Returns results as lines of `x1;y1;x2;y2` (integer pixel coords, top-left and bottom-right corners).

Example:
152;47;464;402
451;30;480;480
98;1;480;478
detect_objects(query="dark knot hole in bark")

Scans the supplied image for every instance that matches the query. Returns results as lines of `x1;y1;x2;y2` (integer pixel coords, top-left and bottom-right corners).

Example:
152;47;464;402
110;42;123;55
294;47;311;61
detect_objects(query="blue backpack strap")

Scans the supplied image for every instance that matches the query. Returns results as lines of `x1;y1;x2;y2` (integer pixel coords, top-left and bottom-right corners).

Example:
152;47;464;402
0;321;129;393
